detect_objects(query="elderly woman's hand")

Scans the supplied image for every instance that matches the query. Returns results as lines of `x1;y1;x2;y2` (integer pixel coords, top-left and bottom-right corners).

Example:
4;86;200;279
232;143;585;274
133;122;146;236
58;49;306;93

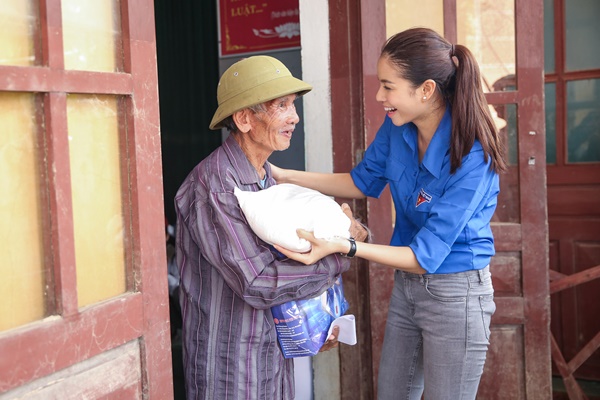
319;325;340;352
341;203;369;242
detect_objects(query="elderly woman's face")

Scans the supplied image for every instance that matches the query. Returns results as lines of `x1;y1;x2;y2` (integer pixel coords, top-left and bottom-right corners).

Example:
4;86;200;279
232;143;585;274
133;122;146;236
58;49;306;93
249;94;300;152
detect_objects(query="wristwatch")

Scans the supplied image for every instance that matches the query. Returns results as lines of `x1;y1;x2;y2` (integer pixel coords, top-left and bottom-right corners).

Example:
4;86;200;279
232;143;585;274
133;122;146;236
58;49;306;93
345;237;357;258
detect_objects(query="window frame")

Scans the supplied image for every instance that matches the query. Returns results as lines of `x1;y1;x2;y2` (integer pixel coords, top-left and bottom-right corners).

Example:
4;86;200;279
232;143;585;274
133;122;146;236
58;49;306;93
545;0;600;185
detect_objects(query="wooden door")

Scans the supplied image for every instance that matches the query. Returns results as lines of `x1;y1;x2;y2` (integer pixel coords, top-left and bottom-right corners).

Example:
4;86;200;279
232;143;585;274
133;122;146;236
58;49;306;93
0;0;171;398
448;1;552;398
544;0;600;397
328;0;551;398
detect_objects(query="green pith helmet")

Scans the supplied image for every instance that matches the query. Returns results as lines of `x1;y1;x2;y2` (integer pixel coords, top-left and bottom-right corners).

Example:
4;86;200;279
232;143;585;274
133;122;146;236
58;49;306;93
209;55;313;130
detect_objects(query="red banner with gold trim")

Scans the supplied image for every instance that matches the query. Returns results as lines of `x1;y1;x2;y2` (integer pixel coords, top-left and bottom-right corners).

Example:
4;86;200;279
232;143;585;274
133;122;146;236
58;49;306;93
219;0;301;57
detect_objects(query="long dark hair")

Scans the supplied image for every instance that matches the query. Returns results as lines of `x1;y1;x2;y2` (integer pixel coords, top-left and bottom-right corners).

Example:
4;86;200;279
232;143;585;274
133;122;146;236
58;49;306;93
381;27;507;173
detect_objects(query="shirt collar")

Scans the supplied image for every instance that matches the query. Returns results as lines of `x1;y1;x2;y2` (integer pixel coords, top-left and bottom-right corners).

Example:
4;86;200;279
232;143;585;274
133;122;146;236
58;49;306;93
422;106;452;178
223;134;271;187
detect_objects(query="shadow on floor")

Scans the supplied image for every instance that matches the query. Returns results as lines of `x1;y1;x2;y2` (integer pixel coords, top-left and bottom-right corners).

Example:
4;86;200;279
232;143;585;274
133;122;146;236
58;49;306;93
552;376;600;399
172;332;186;400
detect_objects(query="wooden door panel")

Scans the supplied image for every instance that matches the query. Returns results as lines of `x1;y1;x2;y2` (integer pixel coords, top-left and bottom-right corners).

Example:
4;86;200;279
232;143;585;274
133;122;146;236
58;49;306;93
477;0;551;396
0;294;143;393
490;253;523;296
337;1;550;398
550;216;600;380
479;326;526;399
547;186;600;216
0;341;142;399
543;0;600;390
495;166;521;223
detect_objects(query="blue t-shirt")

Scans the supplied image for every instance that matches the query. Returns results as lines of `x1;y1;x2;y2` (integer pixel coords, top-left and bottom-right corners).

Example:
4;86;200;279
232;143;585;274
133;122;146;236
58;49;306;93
350;108;499;274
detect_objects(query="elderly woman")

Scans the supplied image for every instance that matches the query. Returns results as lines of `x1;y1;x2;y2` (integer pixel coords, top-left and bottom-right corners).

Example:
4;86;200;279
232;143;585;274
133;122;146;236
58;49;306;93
174;56;365;400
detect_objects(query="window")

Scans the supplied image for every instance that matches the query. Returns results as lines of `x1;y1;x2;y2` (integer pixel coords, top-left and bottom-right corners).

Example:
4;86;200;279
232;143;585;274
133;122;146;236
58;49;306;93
545;0;600;166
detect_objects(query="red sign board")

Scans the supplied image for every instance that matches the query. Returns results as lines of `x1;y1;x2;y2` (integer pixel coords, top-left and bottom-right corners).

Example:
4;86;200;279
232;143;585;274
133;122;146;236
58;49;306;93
219;0;301;57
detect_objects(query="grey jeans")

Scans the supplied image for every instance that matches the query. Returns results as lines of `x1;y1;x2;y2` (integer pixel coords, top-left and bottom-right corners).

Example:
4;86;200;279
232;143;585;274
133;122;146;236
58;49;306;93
377;266;495;400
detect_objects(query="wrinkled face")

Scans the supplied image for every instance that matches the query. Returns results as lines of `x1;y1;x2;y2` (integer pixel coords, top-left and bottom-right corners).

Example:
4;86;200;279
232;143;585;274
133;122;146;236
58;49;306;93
376;55;425;127
249;94;300;152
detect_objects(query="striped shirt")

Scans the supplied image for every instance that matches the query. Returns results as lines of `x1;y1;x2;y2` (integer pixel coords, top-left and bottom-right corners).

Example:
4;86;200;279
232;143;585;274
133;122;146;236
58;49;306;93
175;135;349;400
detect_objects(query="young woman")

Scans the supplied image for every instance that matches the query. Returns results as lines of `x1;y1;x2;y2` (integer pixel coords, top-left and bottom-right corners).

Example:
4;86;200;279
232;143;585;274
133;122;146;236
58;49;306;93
272;27;507;400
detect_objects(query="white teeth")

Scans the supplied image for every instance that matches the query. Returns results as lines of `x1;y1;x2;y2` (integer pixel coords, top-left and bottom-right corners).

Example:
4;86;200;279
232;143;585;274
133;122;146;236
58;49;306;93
384;107;396;112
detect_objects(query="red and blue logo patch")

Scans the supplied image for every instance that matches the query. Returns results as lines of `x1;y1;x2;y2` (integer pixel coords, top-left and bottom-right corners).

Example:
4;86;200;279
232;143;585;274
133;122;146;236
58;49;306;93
416;188;432;207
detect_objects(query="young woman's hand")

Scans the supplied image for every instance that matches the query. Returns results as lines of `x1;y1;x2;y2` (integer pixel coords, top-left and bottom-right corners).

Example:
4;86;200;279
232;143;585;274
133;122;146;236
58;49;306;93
269;163;285;182
274;229;349;265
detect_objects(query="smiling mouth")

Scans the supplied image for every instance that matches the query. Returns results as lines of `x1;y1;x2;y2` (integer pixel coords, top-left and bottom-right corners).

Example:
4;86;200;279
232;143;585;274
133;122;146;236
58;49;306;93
384;107;397;113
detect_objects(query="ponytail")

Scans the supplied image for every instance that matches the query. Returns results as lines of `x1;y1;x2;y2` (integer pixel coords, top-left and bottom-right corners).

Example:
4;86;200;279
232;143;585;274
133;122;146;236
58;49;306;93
450;45;507;173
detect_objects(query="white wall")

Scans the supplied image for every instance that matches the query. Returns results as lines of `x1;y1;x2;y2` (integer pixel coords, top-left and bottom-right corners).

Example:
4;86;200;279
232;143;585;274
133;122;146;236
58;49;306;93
299;0;333;174
294;1;342;400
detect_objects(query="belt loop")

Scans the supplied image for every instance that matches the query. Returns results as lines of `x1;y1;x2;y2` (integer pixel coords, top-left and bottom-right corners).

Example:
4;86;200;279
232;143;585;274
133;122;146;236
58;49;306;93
478;268;484;284
419;275;424;285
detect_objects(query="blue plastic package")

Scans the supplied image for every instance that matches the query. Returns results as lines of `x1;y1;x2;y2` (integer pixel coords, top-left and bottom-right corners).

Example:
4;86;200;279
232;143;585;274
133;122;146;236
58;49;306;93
271;276;349;358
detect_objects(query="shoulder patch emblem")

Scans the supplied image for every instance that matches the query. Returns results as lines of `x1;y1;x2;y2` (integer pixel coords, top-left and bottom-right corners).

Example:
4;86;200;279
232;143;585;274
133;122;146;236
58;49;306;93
416;188;432;207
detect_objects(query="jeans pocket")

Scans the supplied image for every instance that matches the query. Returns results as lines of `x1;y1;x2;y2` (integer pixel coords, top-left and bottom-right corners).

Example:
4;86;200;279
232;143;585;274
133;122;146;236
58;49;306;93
479;294;496;341
423;278;467;302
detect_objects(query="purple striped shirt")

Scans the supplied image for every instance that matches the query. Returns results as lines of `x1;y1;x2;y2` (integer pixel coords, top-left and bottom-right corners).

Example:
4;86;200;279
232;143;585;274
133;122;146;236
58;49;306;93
175;135;349;400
